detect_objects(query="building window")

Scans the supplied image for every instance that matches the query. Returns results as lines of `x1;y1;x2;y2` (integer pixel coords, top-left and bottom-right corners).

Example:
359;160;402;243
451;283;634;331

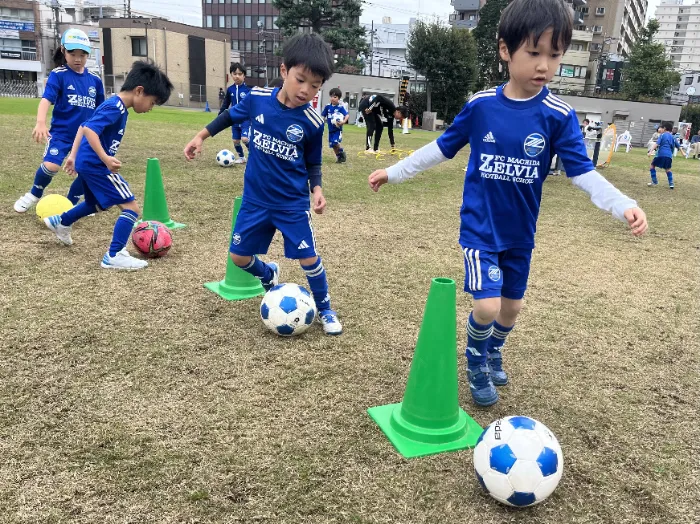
219;16;225;28
259;0;266;3
219;0;225;3
265;15;273;29
580;6;589;16
206;15;213;27
131;37;147;57
595;7;605;15
685;76;694;85
273;15;279;27
245;0;252;3
231;15;238;28
206;0;211;3
245;40;253;51
245;15;252;28
593;25;603;33
231;40;239;50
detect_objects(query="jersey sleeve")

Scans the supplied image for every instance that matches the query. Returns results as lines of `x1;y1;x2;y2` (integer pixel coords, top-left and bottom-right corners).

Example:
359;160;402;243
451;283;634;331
552;110;595;177
436;101;471;159
83;100;123;135
321;105;329;117
339;106;348;117
305;125;323;167
95;78;105;107
227;93;252;125
42;72;61;104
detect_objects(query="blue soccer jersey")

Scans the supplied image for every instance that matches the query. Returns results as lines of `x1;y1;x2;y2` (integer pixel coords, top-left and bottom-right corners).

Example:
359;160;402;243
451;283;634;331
226;87;325;211
75;96;128;175
436;85;594;251
656;132;679;158
220;82;252;130
42;66;105;139
321;103;348;133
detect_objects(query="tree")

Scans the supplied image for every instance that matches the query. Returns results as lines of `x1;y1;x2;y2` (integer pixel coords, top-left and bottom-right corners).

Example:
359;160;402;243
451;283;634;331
271;0;368;59
622;19;680;100
680;104;700;135
406;20;477;121
472;0;511;91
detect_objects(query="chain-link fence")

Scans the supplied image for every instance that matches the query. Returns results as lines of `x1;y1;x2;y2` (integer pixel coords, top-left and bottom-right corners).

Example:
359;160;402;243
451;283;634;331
104;76;224;111
0;80;38;98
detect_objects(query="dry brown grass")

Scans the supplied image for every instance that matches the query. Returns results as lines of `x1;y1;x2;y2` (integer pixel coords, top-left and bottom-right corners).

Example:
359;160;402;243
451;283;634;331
0;99;698;523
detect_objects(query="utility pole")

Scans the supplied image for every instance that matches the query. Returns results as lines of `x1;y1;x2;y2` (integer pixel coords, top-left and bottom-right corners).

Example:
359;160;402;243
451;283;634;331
369;20;375;76
49;0;60;51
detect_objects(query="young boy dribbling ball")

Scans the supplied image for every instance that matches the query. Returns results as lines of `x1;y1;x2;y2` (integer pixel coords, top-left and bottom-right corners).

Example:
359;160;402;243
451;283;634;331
184;34;343;335
219;62;252;164
320;87;349;163
368;0;648;406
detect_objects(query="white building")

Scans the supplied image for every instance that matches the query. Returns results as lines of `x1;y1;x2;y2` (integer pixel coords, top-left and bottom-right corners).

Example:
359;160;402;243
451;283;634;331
654;0;700;72
363;17;422;81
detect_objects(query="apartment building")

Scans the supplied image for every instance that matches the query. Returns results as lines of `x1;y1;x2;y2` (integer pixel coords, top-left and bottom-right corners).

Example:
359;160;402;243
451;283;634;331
575;0;648;58
654;0;700;72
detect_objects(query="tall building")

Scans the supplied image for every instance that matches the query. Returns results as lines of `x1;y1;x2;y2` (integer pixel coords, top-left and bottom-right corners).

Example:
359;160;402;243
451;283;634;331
202;0;282;87
654;0;700;72
363;18;419;79
449;0;486;29
549;29;593;92
574;0;648;58
0;0;42;94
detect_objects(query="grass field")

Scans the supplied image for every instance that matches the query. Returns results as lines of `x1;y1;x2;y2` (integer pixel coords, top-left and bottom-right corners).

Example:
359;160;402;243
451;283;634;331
0;97;698;524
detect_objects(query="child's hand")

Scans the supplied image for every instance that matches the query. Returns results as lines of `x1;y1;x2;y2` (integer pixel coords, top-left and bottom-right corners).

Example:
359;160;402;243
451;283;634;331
32;123;48;144
312;189;326;214
368;169;389;192
64;156;77;176
184;136;204;160
624;207;648;237
105;156;122;174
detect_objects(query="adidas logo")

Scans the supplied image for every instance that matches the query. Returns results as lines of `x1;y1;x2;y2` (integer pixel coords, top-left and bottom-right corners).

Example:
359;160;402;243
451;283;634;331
67;84;75;90
483;131;495;143
255;114;265;124
118;129;124;135
298;240;309;250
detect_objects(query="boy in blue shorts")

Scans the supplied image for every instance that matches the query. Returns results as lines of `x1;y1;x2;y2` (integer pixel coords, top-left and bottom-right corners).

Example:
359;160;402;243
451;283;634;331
368;0;648;406
44;61;173;270
647;121;681;189
219;62;252;164
320;88;348;163
184;33;343;335
14;29;104;212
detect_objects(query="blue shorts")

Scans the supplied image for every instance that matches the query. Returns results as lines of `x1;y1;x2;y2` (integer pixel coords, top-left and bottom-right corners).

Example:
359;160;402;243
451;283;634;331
230;201;317;259
43;134;73;165
328;131;342;147
232;125;250;141
651;156;672;170
79;171;135;210
462;246;533;300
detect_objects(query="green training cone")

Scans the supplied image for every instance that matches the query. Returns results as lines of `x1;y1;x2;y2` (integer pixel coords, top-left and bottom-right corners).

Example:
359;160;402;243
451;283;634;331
204;196;265;301
140;158;185;230
367;277;483;458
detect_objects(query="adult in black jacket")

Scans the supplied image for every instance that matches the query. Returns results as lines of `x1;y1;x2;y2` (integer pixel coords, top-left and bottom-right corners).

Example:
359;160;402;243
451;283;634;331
358;94;406;151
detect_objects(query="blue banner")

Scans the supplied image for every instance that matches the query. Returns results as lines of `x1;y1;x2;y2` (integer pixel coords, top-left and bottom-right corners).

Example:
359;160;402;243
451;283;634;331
0;20;35;32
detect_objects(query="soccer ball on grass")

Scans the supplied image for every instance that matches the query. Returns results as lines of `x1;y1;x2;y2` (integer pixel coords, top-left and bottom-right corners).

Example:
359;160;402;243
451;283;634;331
216;149;235;167
260;283;317;336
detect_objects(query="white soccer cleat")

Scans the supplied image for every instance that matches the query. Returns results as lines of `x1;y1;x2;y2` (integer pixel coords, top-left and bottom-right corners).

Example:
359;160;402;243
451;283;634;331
318;309;343;336
234;157;246;164
101;250;148;270
43;214;73;245
14;192;39;213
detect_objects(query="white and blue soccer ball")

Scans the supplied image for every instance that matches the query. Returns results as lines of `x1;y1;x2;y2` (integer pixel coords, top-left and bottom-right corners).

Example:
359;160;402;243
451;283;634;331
216;149;235;167
331;113;344;127
260;283;317;336
473;416;564;507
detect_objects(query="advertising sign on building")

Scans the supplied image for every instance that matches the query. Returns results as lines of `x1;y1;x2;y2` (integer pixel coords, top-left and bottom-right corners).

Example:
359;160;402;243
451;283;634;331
0;50;22;59
0;20;35;32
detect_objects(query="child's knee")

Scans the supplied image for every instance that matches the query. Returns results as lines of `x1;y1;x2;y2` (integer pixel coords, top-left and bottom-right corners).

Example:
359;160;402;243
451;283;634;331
299;255;318;267
472;297;500;324
241;137;249;144
230;253;252;267
120;200;141;215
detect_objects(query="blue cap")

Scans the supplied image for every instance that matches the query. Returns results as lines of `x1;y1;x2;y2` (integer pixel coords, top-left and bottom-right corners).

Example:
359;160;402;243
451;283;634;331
61;28;91;53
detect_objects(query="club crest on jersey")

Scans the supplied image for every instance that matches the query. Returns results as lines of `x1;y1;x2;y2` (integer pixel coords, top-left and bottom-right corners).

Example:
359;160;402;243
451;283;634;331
286;124;304;143
524;133;545;157
488;265;501;282
88;86;96;97
49;147;59;156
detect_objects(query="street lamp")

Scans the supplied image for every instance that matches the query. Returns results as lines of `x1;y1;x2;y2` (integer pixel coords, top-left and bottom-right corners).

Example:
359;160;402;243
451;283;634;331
256;20;279;87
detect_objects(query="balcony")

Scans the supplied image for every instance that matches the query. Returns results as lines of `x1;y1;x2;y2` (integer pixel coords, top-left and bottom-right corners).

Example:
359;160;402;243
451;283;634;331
0;49;37;61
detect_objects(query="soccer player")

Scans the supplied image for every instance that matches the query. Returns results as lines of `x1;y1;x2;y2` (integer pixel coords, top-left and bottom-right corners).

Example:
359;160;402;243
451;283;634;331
183;34;343;335
368;0;648;406
219;63;252;164
647;121;681;189
14;29;104;213
320;87;349;163
358;93;406;152
43;61;173;270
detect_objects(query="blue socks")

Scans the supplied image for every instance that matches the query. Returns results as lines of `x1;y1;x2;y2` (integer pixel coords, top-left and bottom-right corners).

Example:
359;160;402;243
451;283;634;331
30;164;57;198
667;171;674;186
487;321;513;355
234;144;245;158
59;201;97;226
649;168;658;184
66;177;85;204
239;255;273;284
302;257;331;311
466;312;493;369
109;209;139;257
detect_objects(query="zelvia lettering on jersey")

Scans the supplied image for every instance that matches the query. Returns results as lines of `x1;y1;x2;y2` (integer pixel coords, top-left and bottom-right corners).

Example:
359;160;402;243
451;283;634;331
109;140;121;155
252;129;299;161
66;94;96;109
479;154;539;184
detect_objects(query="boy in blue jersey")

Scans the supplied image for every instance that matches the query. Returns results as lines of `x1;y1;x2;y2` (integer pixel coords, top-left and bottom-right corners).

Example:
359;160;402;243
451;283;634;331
368;0;648;406
647;121;680;189
320;87;349;163
184;34;343;335
44;61;173;270
14;29;104;213
219;63;252;164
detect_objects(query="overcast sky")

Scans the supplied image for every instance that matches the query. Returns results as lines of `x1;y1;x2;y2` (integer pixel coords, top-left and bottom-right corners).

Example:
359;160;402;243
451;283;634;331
130;0;661;28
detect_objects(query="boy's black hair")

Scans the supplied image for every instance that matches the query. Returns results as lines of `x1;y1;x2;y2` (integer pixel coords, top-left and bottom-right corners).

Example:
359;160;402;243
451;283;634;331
230;62;246;75
121;60;174;105
498;0;573;56
52;47;67;68
661;121;674;132
269;77;284;88
329;87;342;98
582;118;589;124
396;106;408;118
282;34;334;83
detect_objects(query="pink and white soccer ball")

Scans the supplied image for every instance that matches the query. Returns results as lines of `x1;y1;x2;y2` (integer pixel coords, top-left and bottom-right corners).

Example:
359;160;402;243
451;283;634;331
473;416;564;507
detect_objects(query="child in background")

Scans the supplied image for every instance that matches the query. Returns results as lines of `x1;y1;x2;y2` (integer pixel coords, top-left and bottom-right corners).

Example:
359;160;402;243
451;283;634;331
44;61;173;270
647;121;681;189
321;87;348;163
14;29;104;213
219;63;252;164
